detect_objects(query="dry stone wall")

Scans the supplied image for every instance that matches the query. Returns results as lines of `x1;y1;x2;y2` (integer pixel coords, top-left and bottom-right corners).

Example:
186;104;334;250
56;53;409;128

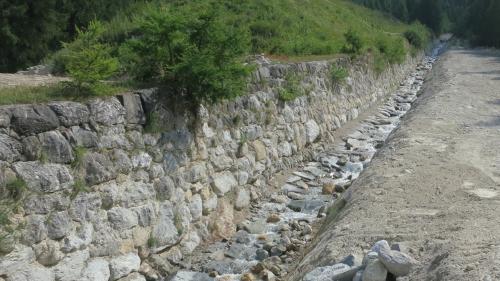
0;54;420;281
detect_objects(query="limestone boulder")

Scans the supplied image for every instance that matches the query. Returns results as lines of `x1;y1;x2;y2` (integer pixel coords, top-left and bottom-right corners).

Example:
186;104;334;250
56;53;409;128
10;105;59;135
303;263;357;281
0;109;10;128
234;188;251;210
362;252;387;281
38;130;74;163
108;207;139;230
305;119;320;144
81;258;110;281
210;199;235;239
49;101;90;126
13;161;73;193
119;93;146;125
152;201;179;248
88;97;125;125
65;126;98;148
170;271;213;281
375;241;418;276
53;249;90;281
21;215;47;244
109;252;141;280
189;194;203;221
0;133;22;162
47;211;73;239
4;263;54;281
212;171;237;196
33;239;63;266
83;152;117;185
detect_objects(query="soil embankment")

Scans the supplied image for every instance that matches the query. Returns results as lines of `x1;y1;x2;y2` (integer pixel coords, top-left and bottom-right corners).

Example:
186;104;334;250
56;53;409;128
290;48;500;281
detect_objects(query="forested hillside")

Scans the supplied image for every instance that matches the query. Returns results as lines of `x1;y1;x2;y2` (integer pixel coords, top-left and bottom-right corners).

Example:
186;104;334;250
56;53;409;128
0;0;144;72
353;0;500;47
2;0;499;75
1;0;426;73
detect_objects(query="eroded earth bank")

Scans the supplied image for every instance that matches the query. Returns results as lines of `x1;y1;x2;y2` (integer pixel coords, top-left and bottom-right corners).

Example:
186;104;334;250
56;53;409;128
289;49;500;281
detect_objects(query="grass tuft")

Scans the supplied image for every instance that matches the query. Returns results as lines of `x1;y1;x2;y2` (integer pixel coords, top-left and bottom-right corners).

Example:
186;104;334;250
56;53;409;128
278;73;304;102
0;82;129;106
70;179;89;200
71;146;88;170
330;66;349;84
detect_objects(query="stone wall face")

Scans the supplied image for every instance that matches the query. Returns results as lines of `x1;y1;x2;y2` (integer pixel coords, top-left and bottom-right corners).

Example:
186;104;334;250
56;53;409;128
0;54;420;280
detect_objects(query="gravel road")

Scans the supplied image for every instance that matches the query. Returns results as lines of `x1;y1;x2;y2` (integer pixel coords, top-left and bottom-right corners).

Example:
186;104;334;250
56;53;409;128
289;48;500;281
0;73;67;88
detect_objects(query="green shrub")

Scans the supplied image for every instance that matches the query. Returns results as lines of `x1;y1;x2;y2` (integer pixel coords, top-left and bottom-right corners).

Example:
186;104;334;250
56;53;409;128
404;30;424;49
342;29;363;56
376;37;406;65
63;21;119;95
330;66;349;84
121;5;251;105
70;179;89;200
144;112;163;134
71;146;87;170
147;235;158;248
6;178;27;202
278;73;304;102
372;36;407;73
373;50;388;74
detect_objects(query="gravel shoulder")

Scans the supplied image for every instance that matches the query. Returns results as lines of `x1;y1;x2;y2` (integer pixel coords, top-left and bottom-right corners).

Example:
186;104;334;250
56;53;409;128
0;73;67;88
289;48;500;281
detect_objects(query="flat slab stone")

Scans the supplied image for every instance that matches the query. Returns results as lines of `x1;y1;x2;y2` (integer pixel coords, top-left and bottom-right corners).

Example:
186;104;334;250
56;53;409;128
293;171;316;181
170;271;214;281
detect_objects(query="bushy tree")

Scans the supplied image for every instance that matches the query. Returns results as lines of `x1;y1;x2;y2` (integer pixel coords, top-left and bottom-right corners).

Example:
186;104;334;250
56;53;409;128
0;0;141;72
121;4;251;104
404;30;424;49
342;29;363;56
63;21;119;93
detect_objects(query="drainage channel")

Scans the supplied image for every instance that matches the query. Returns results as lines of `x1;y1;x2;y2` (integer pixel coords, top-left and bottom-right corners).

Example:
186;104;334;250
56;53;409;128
165;44;446;281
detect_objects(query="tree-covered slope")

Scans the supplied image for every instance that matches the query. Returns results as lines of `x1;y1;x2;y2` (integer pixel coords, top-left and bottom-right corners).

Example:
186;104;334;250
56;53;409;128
0;0;429;72
0;0;142;72
352;0;500;47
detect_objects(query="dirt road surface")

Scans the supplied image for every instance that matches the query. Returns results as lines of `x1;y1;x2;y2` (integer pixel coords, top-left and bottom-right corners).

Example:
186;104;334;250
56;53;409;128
0;73;67;88
289;49;500;281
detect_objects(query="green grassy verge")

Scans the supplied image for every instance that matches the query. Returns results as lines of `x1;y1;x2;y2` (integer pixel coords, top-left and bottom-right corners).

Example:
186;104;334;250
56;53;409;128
0;83;130;106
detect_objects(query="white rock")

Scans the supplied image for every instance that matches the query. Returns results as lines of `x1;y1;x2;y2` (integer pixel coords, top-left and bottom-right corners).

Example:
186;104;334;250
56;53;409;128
131;152;152;169
33;239;63;266
303;263;357;281
108;207;139;230
371;240;390;253
189;194;203;221
61;223;93;253
362;253;387;281
54;249;90;281
109;252;141;280
116;272;146;281
170;271;213;281
81;258;110;281
305;120;320;144
378;244;418;276
211;171;237;196
12;162;73;193
180;230;201;254
6;263;55;281
234;188;251;210
0;245;35;275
